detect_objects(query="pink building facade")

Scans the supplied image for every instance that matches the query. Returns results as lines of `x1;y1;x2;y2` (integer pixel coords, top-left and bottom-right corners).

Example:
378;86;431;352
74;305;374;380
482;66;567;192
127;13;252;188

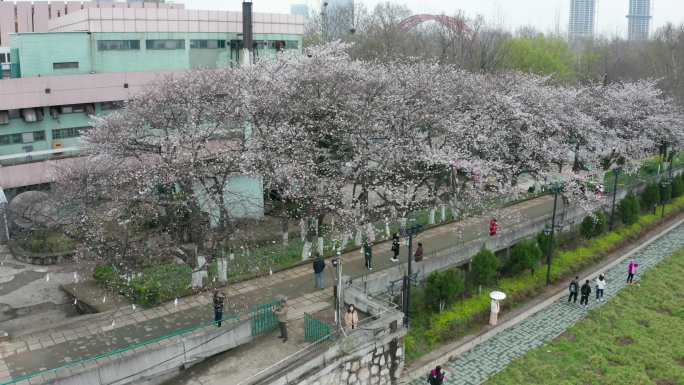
0;1;185;47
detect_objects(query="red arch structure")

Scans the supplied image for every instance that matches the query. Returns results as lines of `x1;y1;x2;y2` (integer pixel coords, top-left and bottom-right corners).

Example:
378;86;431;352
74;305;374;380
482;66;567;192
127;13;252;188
398;14;472;35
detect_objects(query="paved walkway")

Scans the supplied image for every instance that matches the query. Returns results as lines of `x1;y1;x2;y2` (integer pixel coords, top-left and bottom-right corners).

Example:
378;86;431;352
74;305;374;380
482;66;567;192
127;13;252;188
0;195;555;384
409;222;684;385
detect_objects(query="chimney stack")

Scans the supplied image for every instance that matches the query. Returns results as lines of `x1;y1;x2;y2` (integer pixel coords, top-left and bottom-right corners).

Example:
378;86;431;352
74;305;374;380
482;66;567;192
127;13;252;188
242;1;253;65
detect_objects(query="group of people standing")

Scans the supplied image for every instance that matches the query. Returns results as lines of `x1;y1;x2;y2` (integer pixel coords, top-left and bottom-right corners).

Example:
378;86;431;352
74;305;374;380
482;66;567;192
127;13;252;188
568;259;640;308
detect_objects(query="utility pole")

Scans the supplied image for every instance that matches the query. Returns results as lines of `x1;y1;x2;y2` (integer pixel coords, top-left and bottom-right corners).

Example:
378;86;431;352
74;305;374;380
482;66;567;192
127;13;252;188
402;223;422;328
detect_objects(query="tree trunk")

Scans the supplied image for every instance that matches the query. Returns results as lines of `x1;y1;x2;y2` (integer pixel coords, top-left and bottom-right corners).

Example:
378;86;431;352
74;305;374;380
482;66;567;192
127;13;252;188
354;227;363;246
440;204;447;223
316;213;326;256
429;207;436;225
281;217;289;246
384;218;391;239
299;218;306;242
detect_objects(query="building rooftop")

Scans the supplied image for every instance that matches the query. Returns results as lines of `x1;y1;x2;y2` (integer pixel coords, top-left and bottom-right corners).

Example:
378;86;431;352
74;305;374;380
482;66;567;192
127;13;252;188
48;7;305;35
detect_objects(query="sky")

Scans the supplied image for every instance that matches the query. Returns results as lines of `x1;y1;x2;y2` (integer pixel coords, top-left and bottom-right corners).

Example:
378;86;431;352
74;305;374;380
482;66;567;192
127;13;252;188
179;0;684;38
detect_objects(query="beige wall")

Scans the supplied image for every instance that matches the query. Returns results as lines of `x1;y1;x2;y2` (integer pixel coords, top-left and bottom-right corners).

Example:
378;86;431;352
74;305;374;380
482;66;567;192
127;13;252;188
48;8;306;35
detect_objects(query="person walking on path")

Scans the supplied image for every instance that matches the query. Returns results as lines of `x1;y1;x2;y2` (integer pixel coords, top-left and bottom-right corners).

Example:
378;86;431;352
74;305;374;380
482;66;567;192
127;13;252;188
568;276;579;304
213;289;225;327
596;274;606;302
363;240;373;271
391;233;400;262
627;260;639;284
489;298;500;326
414;242;424;262
580;280;591;308
274;297;289;342
489;218;498;236
313;254;325;289
344;304;359;330
427;365;446;385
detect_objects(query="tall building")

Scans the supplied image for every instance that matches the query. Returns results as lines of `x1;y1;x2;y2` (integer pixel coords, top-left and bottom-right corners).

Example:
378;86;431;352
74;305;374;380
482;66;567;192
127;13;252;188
568;0;596;40
0;7;305;218
627;0;651;41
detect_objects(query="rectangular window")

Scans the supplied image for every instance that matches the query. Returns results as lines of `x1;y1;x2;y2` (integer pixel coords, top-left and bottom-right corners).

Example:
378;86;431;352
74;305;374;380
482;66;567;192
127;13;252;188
59;104;86;114
21;108;43;123
190;40;226;49
97;40;140;51
52;127;89;139
53;62;79;70
101;101;123;111
146;39;185;50
0;53;5;62
0;133;23;146
33;131;46;141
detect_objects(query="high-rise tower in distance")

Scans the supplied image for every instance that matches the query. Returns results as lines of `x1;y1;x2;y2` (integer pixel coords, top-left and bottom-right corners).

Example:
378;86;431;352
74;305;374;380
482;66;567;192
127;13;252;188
627;0;651;41
569;0;596;40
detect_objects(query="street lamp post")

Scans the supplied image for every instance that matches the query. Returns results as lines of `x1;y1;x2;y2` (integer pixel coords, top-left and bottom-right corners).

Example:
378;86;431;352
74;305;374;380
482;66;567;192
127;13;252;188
545;183;562;286
332;249;343;330
609;167;621;231
402;223;422;328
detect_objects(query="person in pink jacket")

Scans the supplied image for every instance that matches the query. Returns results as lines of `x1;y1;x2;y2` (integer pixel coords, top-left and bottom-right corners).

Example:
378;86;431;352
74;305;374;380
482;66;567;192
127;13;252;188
627;260;639;284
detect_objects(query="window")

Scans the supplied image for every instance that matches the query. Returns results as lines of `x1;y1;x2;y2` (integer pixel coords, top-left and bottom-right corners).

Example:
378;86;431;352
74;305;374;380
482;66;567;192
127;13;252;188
0;133;23;146
33;131;46;141
0;53;5;63
57;104;95;115
97;40;140;51
190;40;226;49
21;108;43;123
101;101;123;111
53;62;79;70
0;111;8;125
286;40;299;49
146;39;185;50
60;104;85;114
52;127;88;139
8;109;20;119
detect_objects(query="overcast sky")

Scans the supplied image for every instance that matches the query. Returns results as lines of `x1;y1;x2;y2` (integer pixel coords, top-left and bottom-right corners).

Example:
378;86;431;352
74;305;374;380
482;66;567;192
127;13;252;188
179;0;684;38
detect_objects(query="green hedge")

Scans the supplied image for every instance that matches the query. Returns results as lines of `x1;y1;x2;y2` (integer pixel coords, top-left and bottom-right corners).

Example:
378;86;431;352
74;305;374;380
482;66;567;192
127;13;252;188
93;264;192;307
405;195;684;362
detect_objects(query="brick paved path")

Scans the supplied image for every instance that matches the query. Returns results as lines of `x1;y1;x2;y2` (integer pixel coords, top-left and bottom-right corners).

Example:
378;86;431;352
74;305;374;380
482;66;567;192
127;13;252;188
410;223;684;385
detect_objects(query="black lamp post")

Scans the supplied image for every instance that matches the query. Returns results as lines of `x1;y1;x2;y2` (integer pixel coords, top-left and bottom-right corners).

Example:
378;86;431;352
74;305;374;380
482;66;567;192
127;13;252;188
609;167;621;231
402;223;422;328
544;182;563;286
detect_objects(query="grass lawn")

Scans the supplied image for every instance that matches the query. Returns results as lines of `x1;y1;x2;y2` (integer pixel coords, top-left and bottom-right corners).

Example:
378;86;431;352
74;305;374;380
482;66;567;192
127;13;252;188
486;248;684;385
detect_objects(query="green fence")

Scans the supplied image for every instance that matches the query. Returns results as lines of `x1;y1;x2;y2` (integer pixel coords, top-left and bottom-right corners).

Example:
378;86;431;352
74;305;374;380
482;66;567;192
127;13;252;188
304;313;332;343
251;301;280;337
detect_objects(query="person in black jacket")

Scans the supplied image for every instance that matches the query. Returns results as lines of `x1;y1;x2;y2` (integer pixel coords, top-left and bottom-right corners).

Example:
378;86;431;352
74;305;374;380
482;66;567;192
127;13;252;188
391;233;400;262
580;280;591;308
213;289;225;327
568;276;579;304
313;254;325;289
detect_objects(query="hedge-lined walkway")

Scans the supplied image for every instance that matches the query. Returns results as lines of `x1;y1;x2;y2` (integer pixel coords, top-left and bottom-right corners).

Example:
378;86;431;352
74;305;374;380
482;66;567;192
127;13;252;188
409;223;684;385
